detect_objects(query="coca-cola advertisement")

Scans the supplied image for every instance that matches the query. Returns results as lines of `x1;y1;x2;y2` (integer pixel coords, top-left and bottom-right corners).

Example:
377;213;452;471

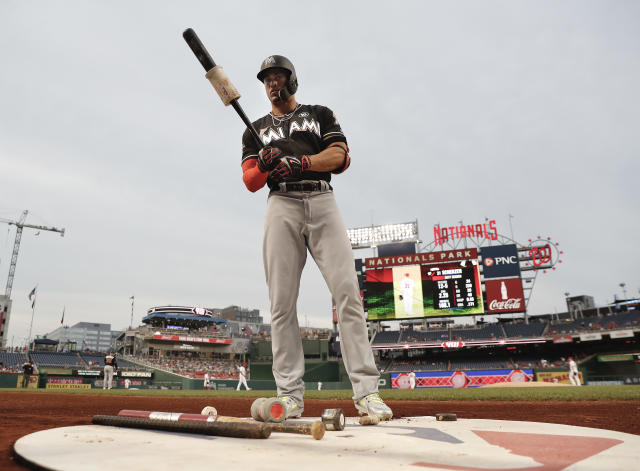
485;278;525;313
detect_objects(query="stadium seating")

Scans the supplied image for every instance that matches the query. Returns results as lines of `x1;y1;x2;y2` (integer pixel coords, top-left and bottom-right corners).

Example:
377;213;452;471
372;331;401;344
132;355;240;379
502;321;547;338
30;352;85;367
449;360;510;370
0;351;28;372
389;361;449;372
450;324;505;341
400;330;450;343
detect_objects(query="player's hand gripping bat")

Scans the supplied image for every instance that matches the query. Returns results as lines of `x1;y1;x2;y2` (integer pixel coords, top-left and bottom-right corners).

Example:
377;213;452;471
182;28;262;148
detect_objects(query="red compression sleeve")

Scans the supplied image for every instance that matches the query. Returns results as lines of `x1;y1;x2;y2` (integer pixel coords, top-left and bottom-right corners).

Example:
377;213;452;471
242;159;268;192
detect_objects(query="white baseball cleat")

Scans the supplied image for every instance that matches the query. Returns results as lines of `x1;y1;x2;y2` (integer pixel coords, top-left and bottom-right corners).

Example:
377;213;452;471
354;393;393;420
277;395;304;419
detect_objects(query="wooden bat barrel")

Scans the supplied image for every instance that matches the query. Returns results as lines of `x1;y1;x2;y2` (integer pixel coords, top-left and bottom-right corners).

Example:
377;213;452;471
92;415;271;439
117;410;324;440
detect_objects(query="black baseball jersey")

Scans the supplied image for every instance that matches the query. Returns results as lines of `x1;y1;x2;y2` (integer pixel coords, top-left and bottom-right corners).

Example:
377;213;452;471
242;104;349;189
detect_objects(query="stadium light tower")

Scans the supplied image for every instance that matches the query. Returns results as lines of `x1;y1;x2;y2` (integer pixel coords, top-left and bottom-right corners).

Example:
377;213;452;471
619;283;627;300
347;221;419;249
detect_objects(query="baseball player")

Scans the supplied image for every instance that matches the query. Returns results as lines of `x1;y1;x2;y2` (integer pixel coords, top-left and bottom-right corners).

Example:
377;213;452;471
568;356;581;386
408;369;416;390
400;273;416;315
240;55;392;420
21;360;34;388
203;371;210;390
236;363;250;390
103;351;117;390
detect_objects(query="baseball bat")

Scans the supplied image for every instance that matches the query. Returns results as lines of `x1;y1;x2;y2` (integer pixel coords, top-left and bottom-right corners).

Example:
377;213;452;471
118;410;324;440
92;415;270;439
182;28;262;148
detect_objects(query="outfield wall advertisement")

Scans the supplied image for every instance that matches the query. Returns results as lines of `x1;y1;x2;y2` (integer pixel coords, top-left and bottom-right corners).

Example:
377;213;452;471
391;369;533;389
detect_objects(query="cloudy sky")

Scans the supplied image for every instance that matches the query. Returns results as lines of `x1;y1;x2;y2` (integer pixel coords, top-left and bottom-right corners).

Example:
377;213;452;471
1;1;638;347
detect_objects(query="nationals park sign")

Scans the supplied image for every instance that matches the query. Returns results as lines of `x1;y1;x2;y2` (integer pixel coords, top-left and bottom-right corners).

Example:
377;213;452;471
365;249;478;269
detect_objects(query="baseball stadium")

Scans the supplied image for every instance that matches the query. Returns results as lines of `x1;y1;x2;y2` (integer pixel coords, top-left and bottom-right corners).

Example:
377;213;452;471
2;232;640;469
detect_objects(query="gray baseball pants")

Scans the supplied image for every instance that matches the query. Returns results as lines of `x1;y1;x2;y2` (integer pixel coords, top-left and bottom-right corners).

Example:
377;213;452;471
263;187;380;405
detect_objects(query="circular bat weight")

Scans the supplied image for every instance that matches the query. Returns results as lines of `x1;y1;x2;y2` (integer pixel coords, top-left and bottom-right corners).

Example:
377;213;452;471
200;406;217;416
321;408;345;431
435;413;457;421
251;398;268;421
261;397;286;423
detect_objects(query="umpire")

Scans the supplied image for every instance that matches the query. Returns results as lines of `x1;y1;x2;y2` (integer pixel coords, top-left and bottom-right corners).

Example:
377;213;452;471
240;55;392;421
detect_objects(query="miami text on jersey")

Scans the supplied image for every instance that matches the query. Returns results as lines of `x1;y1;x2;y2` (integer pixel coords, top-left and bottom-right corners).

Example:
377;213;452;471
260;118;321;145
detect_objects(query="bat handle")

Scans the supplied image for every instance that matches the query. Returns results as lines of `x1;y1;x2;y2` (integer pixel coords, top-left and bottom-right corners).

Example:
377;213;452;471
183;28;216;71
231;100;262;148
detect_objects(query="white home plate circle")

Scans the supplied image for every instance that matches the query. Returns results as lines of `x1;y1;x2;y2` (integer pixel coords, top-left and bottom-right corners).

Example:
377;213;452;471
13;416;639;471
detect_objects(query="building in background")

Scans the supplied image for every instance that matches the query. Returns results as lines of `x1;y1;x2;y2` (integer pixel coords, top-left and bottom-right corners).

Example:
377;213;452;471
218;305;263;324
44;322;121;352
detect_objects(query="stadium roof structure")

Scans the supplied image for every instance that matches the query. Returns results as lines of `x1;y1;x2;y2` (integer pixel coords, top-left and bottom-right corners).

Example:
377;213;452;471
33;338;58;345
142;312;227;325
142;306;228;328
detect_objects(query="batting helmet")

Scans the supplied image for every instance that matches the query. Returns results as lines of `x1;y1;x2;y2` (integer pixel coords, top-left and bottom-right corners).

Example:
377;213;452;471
257;55;298;100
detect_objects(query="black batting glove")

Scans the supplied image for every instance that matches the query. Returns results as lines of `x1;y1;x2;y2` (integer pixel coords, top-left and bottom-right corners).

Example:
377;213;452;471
257;146;282;172
269;155;311;181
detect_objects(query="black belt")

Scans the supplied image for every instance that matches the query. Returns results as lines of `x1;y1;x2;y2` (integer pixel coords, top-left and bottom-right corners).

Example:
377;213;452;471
276;181;332;192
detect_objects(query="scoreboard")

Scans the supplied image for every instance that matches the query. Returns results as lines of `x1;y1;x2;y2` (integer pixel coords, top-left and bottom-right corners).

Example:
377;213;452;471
428;265;479;310
364;249;484;321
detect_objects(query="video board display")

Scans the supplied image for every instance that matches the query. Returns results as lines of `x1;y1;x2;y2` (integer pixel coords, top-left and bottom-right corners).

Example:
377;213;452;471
364;250;484;320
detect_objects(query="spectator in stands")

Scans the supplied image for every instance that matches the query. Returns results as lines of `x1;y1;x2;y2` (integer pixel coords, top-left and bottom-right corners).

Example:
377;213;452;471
21;360;34;388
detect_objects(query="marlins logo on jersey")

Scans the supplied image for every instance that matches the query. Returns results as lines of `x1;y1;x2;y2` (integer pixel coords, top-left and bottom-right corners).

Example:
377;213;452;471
260;118;321;146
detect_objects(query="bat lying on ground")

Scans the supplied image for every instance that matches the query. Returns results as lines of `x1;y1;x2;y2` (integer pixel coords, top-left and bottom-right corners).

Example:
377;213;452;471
92;415;271;439
117;409;325;440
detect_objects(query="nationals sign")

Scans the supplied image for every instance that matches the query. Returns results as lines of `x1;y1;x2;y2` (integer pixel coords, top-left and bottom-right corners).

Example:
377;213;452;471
485;278;525;313
365;249;478;269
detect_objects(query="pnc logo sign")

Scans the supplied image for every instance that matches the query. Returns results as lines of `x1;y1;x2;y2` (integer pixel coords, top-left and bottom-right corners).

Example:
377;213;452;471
483;255;518;268
480;245;521;278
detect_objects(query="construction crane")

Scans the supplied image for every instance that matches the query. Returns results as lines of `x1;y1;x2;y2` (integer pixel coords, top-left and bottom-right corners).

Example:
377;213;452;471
0;210;65;347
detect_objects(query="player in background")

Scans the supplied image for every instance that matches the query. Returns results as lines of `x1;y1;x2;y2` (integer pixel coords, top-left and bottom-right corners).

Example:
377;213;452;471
236;363;250;390
240;55;392;420
124;378;131;389
21;360;34;388
103;351;117;390
203;371;210;390
400;273;416;315
408;369;416;390
568;356;581;386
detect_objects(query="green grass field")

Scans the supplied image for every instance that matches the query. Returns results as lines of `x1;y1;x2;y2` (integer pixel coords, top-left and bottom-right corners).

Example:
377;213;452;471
3;386;640;401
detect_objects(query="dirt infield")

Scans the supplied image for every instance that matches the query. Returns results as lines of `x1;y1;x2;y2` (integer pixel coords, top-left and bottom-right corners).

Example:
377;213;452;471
2;392;638;470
